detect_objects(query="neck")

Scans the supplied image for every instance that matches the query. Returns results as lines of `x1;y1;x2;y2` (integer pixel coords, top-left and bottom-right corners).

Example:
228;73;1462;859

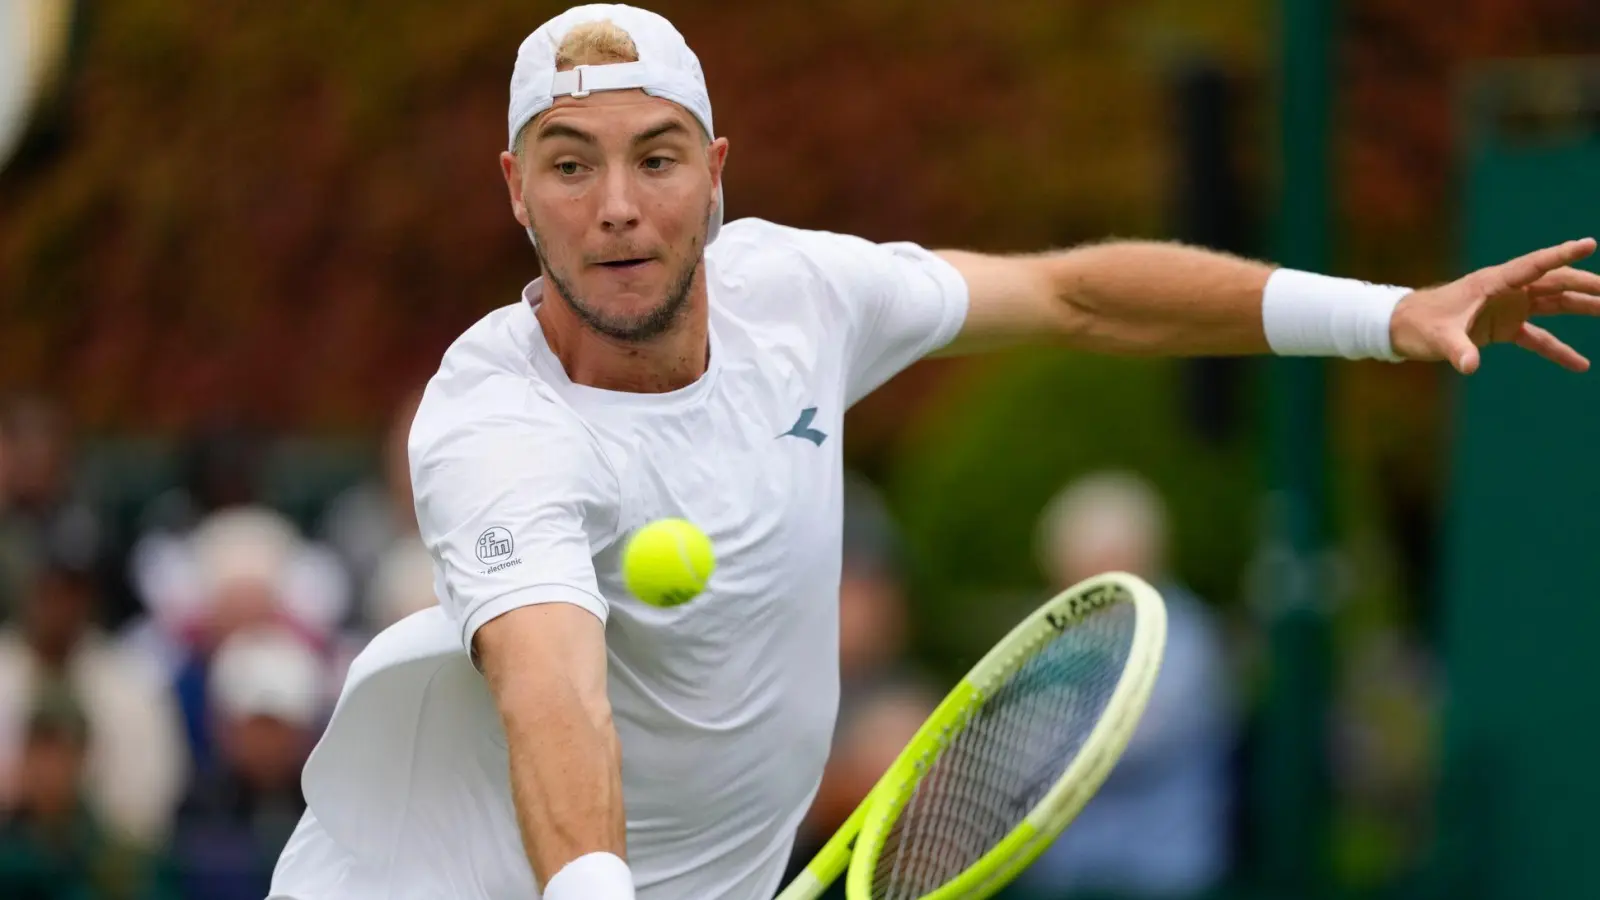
535;270;711;394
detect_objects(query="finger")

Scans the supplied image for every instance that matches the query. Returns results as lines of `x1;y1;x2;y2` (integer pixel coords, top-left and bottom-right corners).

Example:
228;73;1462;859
1527;266;1600;296
1539;292;1600;316
1441;331;1481;375
1514;322;1590;372
1491;238;1598;291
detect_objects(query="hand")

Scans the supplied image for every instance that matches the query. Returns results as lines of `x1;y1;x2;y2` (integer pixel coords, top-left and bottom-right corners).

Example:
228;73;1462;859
1389;237;1600;374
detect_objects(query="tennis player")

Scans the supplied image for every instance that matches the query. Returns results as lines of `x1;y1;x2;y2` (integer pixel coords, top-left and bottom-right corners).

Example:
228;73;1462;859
268;5;1600;899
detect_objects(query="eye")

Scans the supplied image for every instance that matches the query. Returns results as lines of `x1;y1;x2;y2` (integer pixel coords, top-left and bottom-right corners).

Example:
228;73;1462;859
642;156;675;171
555;161;582;176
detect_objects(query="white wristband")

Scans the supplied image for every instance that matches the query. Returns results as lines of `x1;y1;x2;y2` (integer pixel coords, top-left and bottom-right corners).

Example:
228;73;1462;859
544;852;634;900
1262;268;1412;361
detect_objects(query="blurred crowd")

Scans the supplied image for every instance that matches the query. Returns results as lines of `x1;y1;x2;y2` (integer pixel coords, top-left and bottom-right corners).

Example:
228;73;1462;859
0;393;433;900
0;388;1243;900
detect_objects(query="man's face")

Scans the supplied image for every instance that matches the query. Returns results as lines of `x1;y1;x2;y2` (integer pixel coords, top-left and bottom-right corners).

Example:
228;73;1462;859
500;91;727;343
839;566;906;680
1050;532;1154;589
7;413;67;508
223;714;311;792
18;730;85;817
26;571;92;661
206;579;280;648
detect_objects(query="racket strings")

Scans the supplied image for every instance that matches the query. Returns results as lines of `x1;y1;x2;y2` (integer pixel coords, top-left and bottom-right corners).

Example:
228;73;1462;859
871;603;1136;900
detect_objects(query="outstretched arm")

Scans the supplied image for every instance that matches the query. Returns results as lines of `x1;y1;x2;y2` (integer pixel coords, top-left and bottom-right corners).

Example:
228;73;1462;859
476;603;632;899
938;237;1600;373
411;420;635;899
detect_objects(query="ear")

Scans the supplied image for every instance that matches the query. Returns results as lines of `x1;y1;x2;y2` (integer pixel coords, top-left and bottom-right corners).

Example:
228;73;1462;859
500;150;531;229
706;136;730;218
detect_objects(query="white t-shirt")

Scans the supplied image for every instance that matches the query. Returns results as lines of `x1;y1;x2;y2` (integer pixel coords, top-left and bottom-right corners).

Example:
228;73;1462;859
269;218;968;900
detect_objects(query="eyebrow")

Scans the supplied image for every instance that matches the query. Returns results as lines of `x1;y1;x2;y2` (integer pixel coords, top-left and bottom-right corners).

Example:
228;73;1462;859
535;119;692;148
536;122;598;145
631;121;690;146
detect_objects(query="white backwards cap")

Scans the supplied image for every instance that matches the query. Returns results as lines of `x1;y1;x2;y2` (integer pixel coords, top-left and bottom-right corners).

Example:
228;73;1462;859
508;4;723;243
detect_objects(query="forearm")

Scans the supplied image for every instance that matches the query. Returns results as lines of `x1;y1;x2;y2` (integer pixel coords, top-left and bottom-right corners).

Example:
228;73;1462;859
1041;241;1273;356
475;604;630;895
497;673;626;884
944;239;1413;360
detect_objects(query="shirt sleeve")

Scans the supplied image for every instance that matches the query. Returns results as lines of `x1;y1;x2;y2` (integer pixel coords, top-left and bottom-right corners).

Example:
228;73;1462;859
797;230;970;407
410;413;619;655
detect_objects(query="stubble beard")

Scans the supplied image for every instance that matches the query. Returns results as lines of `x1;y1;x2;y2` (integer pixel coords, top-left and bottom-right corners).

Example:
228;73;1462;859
528;224;704;344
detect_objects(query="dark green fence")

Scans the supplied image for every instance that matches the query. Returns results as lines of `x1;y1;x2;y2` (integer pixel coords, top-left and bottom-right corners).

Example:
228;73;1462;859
1432;58;1600;900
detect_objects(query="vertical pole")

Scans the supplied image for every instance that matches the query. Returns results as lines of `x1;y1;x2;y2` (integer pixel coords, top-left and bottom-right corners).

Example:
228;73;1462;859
1255;0;1335;895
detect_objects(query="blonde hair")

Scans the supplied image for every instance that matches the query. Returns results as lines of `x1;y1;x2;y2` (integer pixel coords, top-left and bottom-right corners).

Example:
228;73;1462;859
513;21;640;157
556;20;639;70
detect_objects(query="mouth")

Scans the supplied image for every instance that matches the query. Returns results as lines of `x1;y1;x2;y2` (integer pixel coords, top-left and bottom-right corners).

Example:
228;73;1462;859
594;257;654;271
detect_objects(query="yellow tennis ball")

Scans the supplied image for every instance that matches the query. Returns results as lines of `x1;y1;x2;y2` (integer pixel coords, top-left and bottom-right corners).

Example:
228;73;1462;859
622;518;716;607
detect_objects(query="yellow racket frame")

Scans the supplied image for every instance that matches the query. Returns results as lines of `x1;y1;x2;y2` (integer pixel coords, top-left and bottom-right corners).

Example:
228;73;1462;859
776;571;1167;900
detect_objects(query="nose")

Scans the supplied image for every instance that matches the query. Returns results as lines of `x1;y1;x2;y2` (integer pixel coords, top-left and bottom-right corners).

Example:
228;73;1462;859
596;165;641;233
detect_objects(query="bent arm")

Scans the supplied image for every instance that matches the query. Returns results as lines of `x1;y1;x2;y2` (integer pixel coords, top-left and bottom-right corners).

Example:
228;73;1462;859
474;603;625;890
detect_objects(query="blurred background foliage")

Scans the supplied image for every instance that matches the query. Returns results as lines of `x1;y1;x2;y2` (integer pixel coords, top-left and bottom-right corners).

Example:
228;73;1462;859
0;0;1587;434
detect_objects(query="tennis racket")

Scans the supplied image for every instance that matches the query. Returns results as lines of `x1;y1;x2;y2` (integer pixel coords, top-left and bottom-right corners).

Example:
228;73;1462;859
777;570;1167;900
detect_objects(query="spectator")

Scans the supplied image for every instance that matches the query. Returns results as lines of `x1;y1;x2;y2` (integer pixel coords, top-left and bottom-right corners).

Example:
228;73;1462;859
365;538;437;631
323;536;437;701
0;687;176;900
1005;471;1237;900
0;396;110;626
786;474;939;897
136;420;268;539
317;388;424;630
0;411;14;614
836;474;926;705
0;544;189;849
122;419;353;659
127;507;345;775
171;626;322;900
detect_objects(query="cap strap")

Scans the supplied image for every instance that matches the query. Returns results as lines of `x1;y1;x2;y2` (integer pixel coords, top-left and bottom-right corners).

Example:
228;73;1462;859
550;62;653;100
